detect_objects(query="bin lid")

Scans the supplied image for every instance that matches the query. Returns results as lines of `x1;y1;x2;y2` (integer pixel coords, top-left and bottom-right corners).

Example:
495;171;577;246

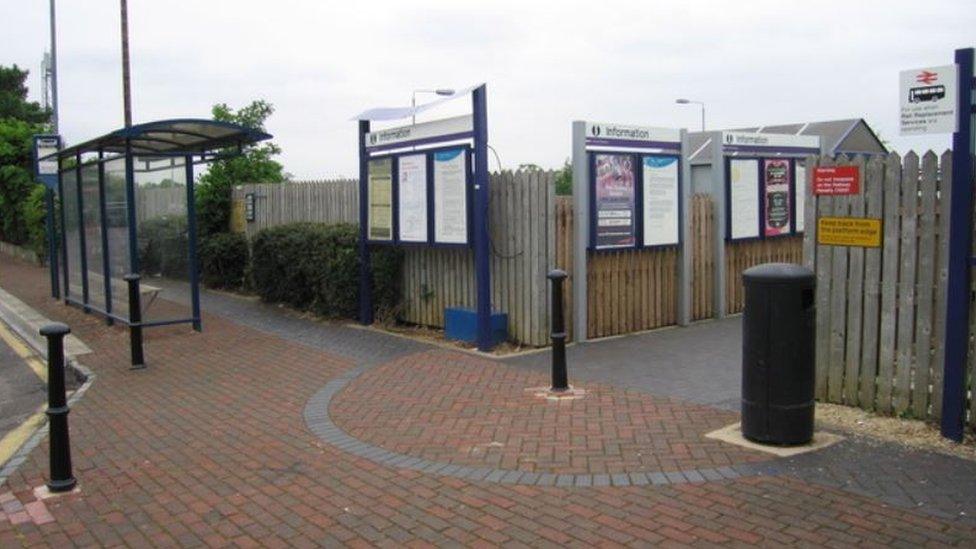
742;262;815;285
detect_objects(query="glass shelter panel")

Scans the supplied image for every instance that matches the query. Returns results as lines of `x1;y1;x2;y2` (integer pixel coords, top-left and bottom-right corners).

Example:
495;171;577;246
104;157;132;319
80;163;106;311
61;169;81;300
134;156;190;323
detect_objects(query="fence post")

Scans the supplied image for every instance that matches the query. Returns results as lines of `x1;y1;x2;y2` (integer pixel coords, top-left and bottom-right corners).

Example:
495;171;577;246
548;269;569;391
124;273;145;369
39;322;76;493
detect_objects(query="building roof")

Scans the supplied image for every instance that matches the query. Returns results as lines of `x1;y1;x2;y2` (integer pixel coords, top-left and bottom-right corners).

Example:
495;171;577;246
44;119;272;160
731;119;886;155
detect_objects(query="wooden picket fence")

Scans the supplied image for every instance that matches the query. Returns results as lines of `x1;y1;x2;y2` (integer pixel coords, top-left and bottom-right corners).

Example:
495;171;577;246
803;151;976;427
725;236;804;314
691;194;715;320
552;198;679;340
232;179;358;238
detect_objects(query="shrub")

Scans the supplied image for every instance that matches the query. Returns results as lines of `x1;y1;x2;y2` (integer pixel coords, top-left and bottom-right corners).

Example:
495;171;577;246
138;215;188;278
23;184;51;260
250;222;402;320
199;232;249;289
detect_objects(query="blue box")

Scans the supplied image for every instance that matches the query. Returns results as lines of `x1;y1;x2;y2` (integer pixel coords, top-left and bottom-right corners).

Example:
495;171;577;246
444;307;508;347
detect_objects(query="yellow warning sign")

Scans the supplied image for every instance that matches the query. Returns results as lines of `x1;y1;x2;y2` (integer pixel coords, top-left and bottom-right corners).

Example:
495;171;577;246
817;217;882;247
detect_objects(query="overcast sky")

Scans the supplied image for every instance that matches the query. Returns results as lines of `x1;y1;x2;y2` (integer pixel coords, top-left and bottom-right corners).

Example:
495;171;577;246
6;0;974;179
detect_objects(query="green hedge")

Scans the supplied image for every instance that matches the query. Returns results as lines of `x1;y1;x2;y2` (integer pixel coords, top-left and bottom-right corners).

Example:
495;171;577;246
250;223;402;320
138;215;188;278
199;232;249;289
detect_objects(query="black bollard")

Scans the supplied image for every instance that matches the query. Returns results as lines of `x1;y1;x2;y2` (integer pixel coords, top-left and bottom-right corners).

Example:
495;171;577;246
548;269;569;392
39;322;76;493
124;274;145;369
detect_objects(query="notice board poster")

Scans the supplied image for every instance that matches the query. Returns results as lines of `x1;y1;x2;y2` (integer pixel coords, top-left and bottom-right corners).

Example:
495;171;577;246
397;154;428;243
763;159;791;237
729;159;760;240
433;149;468;244
367;158;393;241
594;154;636;249
795;162;806;233
642;156;679;247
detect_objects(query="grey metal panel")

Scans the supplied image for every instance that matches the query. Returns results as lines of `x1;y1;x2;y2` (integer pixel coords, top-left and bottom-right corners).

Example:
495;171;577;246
710;131;726;318
571;121;588;342
678;129;692;326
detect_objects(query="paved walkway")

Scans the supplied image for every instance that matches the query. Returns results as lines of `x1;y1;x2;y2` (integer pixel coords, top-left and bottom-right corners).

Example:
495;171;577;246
1;256;975;546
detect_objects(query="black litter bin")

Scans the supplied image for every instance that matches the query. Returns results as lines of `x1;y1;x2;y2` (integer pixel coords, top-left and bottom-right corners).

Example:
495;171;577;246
741;263;816;445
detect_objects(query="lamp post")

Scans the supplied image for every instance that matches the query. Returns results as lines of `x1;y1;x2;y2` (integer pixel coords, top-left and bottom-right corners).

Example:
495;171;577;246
412;88;455;125
676;98;705;131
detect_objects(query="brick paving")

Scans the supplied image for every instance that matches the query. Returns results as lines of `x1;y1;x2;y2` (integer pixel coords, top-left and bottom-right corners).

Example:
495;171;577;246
1;255;975;546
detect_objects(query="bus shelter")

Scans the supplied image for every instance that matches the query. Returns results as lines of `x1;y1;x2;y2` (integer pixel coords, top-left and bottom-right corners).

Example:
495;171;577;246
40;119;271;367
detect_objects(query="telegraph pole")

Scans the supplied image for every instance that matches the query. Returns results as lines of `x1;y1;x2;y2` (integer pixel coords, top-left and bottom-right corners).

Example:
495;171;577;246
120;0;132;127
49;0;59;132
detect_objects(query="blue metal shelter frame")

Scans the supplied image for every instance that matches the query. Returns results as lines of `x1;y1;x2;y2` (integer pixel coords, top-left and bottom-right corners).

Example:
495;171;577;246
356;84;494;351
38;119;271;365
941;47;975;441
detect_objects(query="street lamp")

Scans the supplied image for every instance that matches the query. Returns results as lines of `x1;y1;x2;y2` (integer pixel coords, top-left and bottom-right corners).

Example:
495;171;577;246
676;98;705;131
412;88;455;125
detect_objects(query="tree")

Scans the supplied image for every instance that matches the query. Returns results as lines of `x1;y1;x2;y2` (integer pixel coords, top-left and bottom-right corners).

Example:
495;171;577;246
554;159;572;196
0;65;49;244
0;65;49;124
195;100;285;237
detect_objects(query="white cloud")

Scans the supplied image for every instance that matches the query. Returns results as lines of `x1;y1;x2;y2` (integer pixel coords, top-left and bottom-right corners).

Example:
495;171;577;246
5;0;972;178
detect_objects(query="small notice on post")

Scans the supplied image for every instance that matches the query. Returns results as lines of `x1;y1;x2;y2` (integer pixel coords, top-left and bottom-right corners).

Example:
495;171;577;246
813;166;860;195
817;217;882;247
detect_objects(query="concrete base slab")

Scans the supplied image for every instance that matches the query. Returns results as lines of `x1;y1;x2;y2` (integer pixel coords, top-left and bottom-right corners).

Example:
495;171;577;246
705;422;844;457
524;386;587;401
0;286;91;360
33;484;81;500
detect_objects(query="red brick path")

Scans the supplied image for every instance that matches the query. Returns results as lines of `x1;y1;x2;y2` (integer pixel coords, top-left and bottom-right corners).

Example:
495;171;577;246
332;351;768;475
1;256;974;547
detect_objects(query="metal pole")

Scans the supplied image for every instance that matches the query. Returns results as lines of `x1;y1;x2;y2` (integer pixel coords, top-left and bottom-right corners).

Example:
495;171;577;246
472;85;493;351
711;131;727;318
39;322;76;492
46;188;60;298
700;105;705;132
49;0;59;133
97;149;113;325
124;274;145;369
57;173;69;302
74;153;89;313
677;129;691;326
120;0;132;127
358;120;373;325
941;47;975;442
548;270;568;391
185;156;201;331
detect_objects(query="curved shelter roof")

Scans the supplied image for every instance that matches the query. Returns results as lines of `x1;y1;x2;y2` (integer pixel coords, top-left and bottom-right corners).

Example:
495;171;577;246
46;118;272;160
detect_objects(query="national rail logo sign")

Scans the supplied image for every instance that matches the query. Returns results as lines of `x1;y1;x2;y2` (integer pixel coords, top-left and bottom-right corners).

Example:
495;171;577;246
900;64;958;135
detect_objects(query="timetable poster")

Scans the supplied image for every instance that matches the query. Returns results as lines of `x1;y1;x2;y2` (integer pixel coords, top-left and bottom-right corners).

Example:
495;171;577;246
397;154;428;243
367;158;393;241
795;162;806;232
729;159;760;240
594;154;636;249
642;156;680;246
433;149;468;244
764;159;791;237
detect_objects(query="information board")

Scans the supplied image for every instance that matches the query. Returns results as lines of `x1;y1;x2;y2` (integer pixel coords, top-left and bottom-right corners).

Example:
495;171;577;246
397;154;428;243
593;154;637;249
728;159;760;240
642;156;679;246
433;149;468;244
763;159;791;237
367;158;393;241
795;162;806;233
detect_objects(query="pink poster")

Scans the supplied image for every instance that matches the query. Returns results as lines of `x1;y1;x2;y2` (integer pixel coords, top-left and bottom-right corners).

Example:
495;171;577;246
594;154;636;248
763;159;791;237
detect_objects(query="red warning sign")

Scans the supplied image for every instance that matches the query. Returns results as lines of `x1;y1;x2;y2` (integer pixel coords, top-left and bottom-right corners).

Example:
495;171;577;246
813;166;860;196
